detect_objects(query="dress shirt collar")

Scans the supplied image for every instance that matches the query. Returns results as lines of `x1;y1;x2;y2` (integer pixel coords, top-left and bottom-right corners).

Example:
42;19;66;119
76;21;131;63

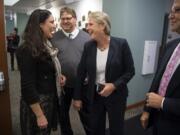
62;28;79;39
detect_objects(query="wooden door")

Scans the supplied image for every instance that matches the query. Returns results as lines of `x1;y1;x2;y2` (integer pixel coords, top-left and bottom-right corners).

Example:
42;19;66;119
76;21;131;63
0;0;12;134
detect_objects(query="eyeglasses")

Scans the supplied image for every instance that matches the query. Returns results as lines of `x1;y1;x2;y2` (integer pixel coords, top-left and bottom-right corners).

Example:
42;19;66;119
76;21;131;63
61;17;73;21
170;7;180;14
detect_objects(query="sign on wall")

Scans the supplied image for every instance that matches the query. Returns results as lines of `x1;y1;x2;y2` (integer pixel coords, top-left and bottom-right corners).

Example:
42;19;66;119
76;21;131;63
142;40;158;75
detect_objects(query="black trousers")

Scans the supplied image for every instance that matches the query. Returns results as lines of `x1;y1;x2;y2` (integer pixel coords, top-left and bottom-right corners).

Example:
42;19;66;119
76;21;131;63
78;96;92;135
59;86;91;135
59;87;74;135
87;92;127;135
10;52;15;70
152;112;180;135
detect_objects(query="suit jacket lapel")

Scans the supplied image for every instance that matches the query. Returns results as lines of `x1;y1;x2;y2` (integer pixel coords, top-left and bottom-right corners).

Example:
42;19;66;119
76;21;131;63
166;65;180;96
156;43;179;95
156;43;178;83
106;37;114;75
159;47;175;74
91;41;97;81
166;43;180;96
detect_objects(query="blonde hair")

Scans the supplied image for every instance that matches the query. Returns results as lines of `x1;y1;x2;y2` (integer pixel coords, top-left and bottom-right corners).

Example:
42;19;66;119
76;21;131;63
88;11;111;35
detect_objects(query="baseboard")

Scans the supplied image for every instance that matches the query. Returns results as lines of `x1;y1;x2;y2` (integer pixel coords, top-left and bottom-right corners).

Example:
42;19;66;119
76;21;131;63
125;100;145;120
126;100;145;110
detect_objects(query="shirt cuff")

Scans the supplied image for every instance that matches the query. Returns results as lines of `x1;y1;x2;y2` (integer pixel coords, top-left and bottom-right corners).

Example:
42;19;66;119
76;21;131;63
161;97;165;109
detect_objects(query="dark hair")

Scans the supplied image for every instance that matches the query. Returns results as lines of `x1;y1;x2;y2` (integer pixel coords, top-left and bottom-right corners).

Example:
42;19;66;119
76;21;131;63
14;27;18;33
22;9;52;58
60;6;76;19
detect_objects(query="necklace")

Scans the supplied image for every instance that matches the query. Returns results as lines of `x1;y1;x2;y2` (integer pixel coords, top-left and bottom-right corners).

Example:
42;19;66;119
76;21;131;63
97;36;110;51
99;47;107;51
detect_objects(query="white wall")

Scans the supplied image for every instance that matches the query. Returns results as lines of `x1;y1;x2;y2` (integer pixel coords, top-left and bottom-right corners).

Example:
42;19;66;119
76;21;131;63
66;0;102;28
49;0;102;29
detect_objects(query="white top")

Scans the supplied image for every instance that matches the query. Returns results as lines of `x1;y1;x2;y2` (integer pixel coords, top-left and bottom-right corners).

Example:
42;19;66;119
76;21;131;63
62;28;79;39
96;47;109;84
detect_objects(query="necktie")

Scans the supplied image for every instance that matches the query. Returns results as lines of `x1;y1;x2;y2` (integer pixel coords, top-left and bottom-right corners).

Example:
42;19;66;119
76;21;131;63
158;43;180;96
69;33;72;39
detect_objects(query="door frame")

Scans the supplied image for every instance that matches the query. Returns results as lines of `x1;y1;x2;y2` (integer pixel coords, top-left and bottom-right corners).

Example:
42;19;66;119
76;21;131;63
0;0;12;134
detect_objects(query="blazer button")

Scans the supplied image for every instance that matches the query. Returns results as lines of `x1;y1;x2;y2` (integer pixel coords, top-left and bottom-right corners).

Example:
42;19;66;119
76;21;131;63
44;76;48;79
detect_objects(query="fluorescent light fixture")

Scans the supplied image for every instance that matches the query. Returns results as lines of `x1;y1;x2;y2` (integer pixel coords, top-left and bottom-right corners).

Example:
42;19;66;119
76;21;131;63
4;0;20;6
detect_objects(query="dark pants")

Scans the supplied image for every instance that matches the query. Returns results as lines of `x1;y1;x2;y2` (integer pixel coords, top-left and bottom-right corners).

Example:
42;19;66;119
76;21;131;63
10;52;15;70
59;86;91;135
152;112;180;135
88;91;127;135
79;98;92;135
59;87;74;135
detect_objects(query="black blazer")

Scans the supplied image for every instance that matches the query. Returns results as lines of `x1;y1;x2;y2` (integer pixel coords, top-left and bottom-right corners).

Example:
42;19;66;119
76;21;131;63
16;45;57;105
146;38;180;131
74;36;135;103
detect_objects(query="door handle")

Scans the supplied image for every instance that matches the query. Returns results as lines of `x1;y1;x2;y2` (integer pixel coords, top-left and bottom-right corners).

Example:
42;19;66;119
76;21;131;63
0;71;5;91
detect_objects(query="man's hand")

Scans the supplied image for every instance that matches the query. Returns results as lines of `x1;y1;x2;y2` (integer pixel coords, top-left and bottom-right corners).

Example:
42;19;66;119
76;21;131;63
73;100;82;111
146;92;164;109
59;74;66;86
140;111;150;129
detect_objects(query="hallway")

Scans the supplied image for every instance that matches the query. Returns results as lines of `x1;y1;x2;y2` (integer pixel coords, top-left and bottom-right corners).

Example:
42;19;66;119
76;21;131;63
7;53;151;135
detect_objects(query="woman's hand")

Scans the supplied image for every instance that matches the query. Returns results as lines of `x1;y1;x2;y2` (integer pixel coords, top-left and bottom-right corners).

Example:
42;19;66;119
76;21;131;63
36;114;48;129
60;74;66;86
30;103;48;129
99;83;116;97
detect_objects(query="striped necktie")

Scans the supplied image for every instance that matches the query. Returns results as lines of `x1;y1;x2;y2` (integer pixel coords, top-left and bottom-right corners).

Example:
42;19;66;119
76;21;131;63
158;43;180;96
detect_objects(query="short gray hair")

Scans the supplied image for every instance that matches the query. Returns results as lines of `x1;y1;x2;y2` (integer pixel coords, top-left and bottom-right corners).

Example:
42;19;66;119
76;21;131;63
88;11;111;35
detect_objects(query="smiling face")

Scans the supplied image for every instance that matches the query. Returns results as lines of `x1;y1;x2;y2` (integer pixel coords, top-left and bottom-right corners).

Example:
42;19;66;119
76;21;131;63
169;0;180;33
40;15;56;39
60;12;76;33
86;18;105;40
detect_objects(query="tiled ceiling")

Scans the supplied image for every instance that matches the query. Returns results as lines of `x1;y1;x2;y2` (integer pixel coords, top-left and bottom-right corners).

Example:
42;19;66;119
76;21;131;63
5;0;80;14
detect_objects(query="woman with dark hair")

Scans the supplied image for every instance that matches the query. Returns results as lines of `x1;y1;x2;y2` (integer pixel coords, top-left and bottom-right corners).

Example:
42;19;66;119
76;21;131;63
16;9;66;135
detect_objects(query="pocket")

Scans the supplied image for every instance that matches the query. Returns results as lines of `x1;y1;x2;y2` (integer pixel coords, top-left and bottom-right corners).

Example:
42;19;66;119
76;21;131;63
81;84;89;103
